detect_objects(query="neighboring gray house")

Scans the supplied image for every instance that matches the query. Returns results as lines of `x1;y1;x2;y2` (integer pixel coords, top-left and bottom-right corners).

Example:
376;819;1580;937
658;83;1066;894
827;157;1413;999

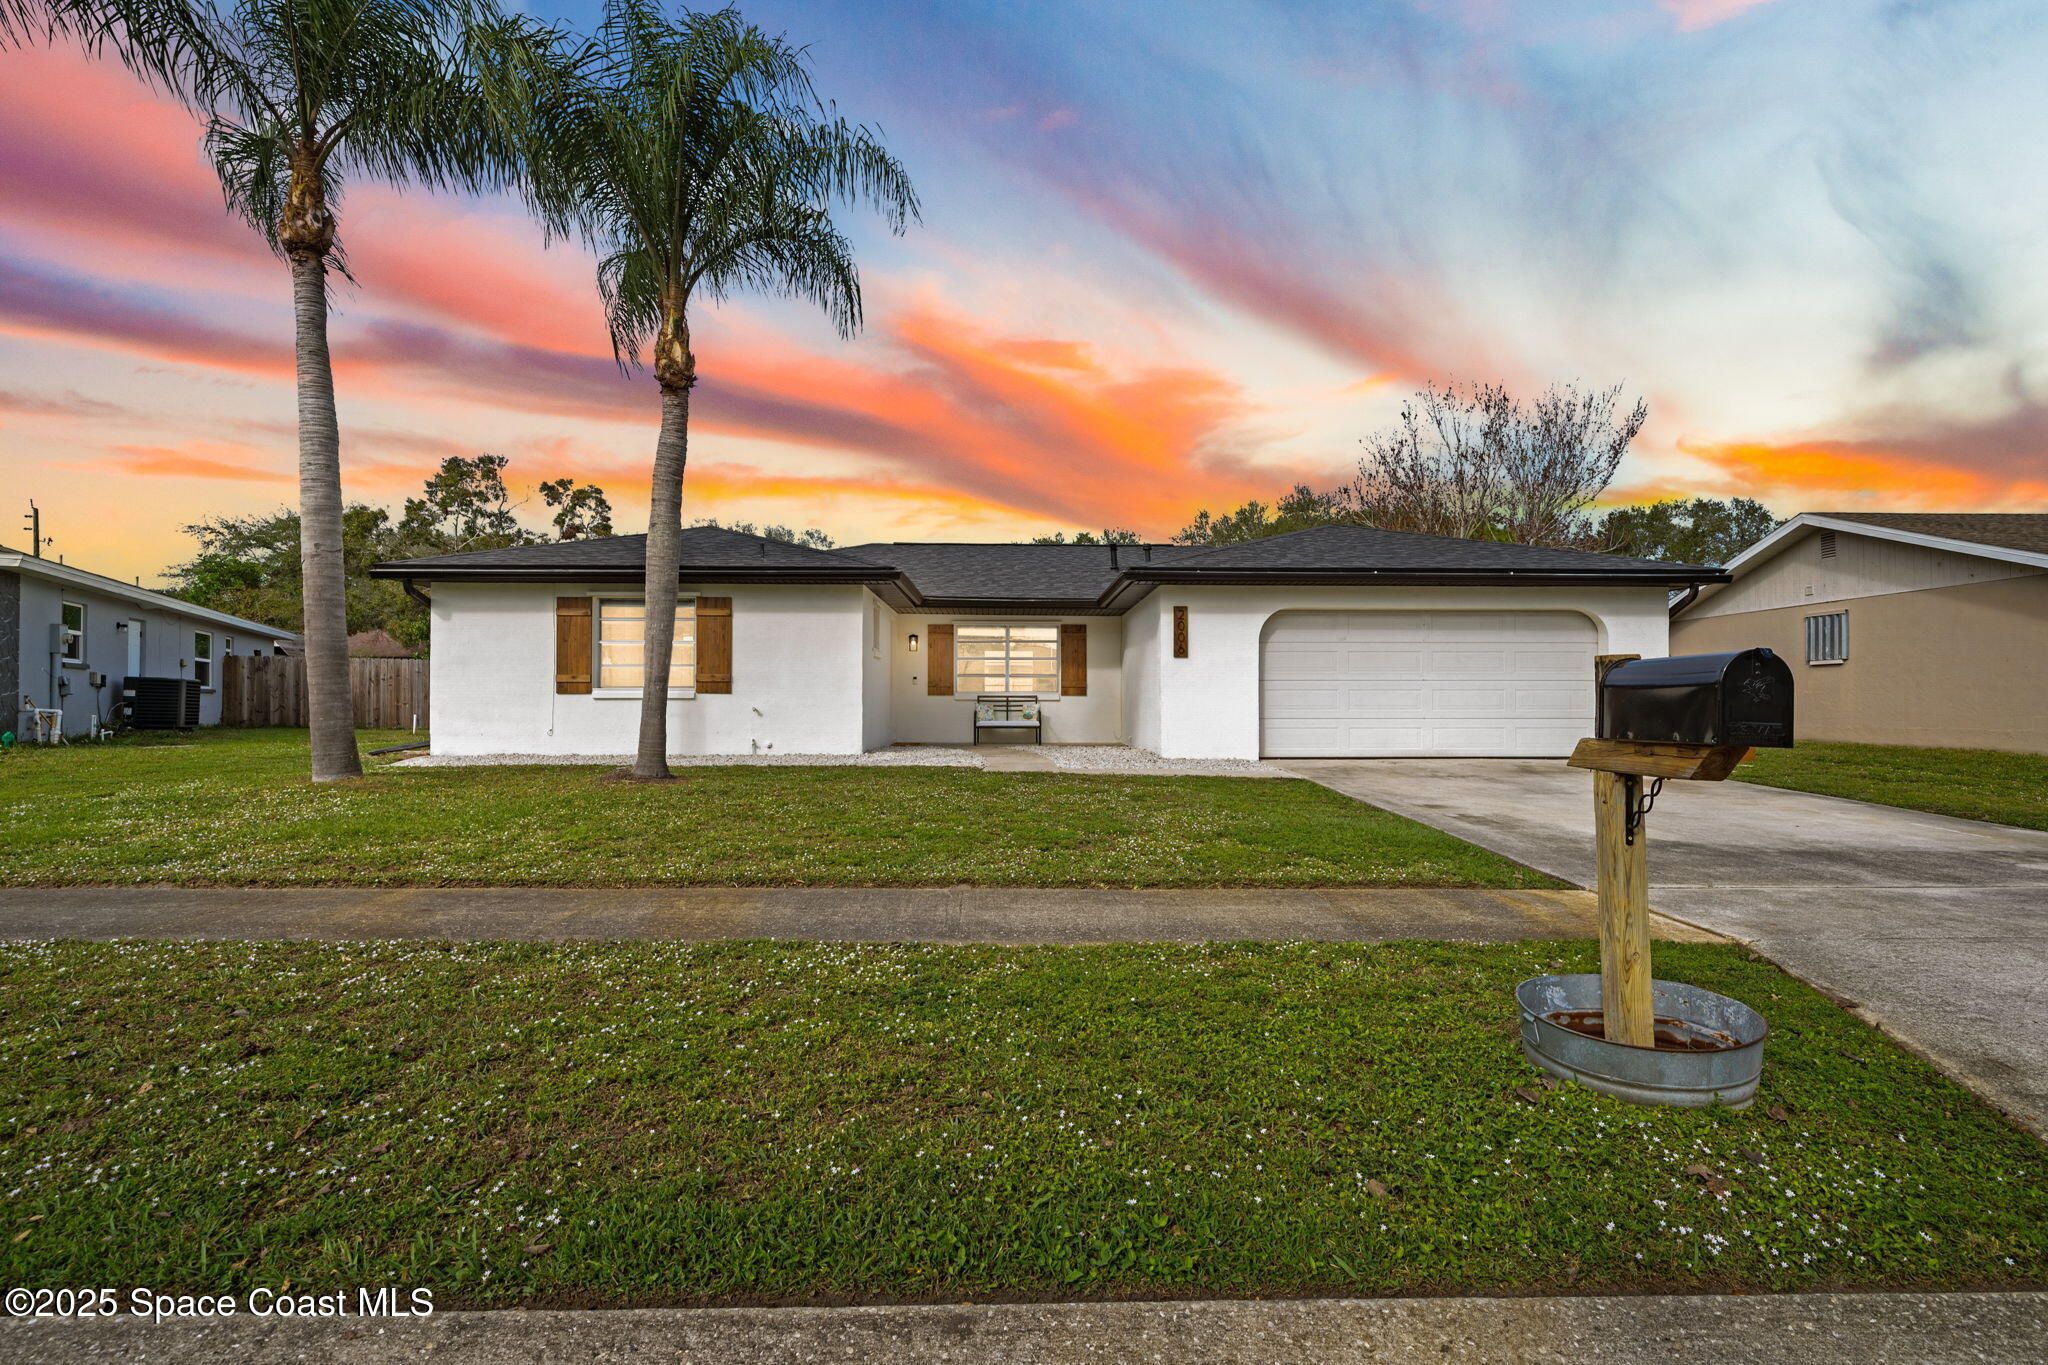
1;545;300;739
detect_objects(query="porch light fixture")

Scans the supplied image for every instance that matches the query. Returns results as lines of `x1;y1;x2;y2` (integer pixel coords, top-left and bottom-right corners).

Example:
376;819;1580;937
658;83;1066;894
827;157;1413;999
908;632;919;652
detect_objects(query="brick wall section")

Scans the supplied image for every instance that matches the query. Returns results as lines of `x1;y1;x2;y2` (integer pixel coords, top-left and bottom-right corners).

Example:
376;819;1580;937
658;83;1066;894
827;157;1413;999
0;571;18;729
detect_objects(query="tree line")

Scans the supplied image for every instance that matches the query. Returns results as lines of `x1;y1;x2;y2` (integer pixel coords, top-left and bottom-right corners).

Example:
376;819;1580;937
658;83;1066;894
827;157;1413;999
1033;382;1780;567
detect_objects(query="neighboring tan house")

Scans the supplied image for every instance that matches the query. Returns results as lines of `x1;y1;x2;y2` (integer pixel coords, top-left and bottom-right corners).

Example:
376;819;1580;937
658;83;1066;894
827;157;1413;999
1670;512;2048;754
1;545;300;738
369;523;1724;760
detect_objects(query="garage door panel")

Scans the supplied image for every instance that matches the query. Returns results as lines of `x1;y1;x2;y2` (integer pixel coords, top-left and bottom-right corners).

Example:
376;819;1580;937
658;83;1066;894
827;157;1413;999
1261;681;1351;714
1504;646;1592;677
1264;645;1436;679
1507;682;1590;711
1425;647;1512;677
1261;610;1595;757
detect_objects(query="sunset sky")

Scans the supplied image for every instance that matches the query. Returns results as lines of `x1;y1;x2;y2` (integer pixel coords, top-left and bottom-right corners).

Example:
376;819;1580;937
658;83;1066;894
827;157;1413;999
4;0;2046;585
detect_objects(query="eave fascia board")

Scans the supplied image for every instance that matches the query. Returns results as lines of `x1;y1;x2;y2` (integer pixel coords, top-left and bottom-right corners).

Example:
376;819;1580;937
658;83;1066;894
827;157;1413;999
1721;513;2048;578
0;551;303;641
374;564;926;612
1112;569;1730;589
367;563;910;585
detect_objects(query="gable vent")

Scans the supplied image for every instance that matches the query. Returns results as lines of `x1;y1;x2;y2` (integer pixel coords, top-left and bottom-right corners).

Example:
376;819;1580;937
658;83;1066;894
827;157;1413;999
1818;530;1837;560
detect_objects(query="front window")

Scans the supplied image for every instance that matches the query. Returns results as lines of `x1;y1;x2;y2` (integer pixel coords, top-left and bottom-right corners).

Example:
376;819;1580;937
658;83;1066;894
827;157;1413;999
193;631;213;687
955;623;1058;696
1805;611;1847;665
60;601;85;662
597;599;696;691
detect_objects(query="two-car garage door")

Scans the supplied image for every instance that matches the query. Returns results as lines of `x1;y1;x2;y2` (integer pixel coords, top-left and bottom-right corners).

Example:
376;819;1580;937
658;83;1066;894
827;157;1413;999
1261;610;1595;758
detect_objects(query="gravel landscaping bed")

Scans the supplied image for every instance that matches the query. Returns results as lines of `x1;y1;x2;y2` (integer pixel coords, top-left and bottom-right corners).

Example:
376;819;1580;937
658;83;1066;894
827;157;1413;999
1041;745;1282;777
391;746;1278;776
395;748;982;769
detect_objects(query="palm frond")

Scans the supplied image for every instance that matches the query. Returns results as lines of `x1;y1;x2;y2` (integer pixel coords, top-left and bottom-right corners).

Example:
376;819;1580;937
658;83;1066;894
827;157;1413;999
24;0;536;263
485;1;918;372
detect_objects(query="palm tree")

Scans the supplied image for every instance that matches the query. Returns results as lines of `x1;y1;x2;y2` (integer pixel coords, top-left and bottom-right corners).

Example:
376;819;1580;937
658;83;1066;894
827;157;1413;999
486;1;917;780
7;0;521;781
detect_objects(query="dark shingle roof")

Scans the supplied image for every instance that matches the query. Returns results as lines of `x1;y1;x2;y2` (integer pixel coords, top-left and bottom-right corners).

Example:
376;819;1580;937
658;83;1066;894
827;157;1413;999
838;543;1201;602
374;525;888;574
1813;512;2048;557
1149;523;1714;576
372;522;1723;605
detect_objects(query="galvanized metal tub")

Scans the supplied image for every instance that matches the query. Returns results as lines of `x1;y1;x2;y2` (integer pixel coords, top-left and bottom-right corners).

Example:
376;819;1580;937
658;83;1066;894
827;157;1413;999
1516;974;1767;1109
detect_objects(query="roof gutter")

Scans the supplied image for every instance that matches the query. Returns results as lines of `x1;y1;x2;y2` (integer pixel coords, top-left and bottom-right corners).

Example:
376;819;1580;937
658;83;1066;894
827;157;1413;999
1098;566;1730;612
368;563;924;611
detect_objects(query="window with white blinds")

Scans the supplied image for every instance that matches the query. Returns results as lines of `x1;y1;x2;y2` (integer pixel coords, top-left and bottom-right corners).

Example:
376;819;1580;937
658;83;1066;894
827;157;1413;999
597;599;696;690
954;624;1058;695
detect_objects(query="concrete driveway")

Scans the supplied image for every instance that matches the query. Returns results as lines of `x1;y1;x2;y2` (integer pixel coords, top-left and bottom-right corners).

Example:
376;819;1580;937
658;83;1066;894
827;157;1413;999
1284;759;2048;1134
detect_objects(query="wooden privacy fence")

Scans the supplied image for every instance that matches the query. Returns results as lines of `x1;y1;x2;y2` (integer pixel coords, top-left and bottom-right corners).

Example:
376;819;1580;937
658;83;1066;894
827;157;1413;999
220;655;429;730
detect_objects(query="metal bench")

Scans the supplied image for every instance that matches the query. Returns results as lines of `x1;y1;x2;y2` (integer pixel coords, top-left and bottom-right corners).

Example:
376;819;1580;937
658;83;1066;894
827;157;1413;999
972;694;1042;745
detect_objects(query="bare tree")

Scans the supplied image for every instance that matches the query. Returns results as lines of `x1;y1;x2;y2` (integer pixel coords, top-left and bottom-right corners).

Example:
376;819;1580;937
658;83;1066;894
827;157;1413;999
1347;382;1645;547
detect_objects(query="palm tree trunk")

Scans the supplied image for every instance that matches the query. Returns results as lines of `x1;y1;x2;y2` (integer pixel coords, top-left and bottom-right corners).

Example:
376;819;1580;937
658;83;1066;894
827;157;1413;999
290;248;362;783
631;380;690;779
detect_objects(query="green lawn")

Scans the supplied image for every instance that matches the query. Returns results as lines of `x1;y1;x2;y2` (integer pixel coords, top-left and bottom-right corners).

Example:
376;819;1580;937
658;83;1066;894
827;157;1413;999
0;727;1553;888
3;938;2041;1306
1737;742;2048;832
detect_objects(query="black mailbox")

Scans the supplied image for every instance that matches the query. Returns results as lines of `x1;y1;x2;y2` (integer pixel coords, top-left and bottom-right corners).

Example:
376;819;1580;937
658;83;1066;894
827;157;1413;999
1597;649;1794;748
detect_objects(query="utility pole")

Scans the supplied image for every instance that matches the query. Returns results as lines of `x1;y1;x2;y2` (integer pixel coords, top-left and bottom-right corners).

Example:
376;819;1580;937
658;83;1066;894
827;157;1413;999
23;500;41;557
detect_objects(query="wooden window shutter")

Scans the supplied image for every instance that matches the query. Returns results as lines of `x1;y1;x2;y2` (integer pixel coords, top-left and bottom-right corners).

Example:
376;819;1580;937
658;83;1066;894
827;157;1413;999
927;623;954;696
554;597;592;694
1060;623;1088;696
696;597;732;693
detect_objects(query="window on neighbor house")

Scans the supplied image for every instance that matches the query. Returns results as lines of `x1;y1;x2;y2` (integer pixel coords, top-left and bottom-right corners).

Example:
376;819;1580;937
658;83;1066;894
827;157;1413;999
193;630;213;688
60;601;86;662
597;599;695;691
954;623;1059;695
1805;611;1848;665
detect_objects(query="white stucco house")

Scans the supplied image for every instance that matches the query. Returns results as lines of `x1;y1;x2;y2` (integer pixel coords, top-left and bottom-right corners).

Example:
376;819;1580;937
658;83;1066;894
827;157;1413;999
2;545;300;738
369;524;1725;761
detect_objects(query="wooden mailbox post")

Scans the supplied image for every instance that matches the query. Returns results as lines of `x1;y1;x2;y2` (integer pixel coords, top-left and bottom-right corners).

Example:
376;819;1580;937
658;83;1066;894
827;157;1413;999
1566;654;1766;1049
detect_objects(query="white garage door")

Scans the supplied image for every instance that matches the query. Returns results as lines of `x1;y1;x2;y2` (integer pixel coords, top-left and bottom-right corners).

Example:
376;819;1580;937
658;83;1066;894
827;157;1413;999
1261;610;1596;758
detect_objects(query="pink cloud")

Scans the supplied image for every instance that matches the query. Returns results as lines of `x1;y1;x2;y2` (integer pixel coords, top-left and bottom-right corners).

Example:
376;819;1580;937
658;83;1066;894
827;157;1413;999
1661;0;1781;34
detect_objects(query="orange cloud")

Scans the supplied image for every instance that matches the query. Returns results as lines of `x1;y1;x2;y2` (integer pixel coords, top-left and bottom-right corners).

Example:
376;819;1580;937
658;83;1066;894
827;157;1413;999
1622;436;2048;511
1661;0;1781;34
92;443;292;483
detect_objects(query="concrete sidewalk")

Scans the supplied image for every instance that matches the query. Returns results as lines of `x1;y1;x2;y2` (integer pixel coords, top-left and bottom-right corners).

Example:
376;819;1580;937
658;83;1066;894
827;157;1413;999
7;1292;2044;1363
1283;758;2048;1134
0;885;1721;945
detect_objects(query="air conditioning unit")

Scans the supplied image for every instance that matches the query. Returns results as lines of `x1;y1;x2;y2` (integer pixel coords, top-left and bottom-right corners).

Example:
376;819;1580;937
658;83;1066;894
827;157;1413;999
125;677;202;728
